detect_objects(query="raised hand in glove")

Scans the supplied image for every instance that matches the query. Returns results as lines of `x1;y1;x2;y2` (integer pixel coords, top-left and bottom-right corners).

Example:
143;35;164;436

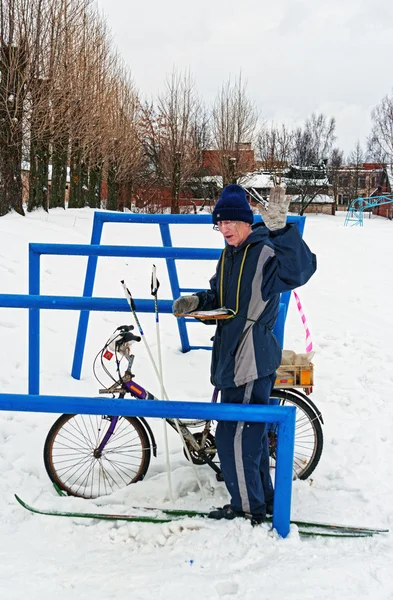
173;294;199;315
258;186;290;231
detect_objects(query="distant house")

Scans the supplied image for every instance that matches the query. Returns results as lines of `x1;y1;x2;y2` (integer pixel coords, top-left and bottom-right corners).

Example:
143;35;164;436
201;144;256;178
333;163;385;208
242;164;334;215
332;162;393;219
371;166;393;219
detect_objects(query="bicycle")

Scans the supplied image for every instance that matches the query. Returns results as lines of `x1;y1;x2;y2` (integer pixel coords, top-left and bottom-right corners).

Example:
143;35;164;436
44;324;324;499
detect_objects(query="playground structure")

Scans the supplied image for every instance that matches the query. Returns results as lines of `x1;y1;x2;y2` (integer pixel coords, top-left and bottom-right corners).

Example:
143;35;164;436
0;212;311;538
344;194;393;226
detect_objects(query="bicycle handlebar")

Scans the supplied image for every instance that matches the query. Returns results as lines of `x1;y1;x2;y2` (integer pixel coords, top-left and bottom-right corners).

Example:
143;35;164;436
120;331;141;344
116;325;134;332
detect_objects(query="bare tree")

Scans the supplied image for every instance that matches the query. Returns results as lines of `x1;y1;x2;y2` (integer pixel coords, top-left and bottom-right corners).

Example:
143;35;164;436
102;70;144;211
257;123;294;182
345;141;365;200
27;0;81;212
0;0;148;216
49;0;94;209
327;146;344;207
368;92;393;163
211;74;257;186
0;0;31;216
288;112;336;214
143;70;205;213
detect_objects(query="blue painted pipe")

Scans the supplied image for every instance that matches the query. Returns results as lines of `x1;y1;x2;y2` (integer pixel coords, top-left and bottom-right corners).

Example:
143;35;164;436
0;295;174;312
0;392;295;538
0;393;294;422
92;210;304;231
30;244;223;260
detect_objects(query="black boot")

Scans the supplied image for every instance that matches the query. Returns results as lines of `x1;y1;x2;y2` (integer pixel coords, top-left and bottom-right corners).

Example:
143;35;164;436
208;505;239;520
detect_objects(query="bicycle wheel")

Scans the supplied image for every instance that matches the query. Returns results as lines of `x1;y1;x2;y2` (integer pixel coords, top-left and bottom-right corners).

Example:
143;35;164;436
44;414;151;499
268;389;323;480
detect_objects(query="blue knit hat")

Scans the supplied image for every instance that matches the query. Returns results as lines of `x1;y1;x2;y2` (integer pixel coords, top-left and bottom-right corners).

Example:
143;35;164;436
212;184;254;225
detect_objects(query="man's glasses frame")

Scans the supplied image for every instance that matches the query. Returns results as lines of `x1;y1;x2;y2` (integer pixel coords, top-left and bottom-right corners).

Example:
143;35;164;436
213;220;240;231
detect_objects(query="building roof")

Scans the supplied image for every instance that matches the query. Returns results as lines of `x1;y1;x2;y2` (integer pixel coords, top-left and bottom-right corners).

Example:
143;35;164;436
241;172;275;189
291;194;334;204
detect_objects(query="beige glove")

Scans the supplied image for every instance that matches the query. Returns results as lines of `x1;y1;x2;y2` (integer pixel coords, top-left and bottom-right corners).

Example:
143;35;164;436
173;295;199;315
258;186;290;230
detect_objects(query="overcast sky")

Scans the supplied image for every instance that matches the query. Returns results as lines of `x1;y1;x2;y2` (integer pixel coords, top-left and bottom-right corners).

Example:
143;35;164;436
95;0;393;156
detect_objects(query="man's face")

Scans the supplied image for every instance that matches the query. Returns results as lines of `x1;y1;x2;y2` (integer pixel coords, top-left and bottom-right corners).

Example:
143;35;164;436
216;220;251;247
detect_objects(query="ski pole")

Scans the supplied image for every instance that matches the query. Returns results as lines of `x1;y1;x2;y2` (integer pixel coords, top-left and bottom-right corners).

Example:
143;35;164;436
121;279;206;498
150;268;206;498
150;266;174;502
121;279;174;502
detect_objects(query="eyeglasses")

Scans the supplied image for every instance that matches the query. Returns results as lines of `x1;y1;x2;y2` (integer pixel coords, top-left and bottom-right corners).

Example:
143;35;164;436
213;221;239;231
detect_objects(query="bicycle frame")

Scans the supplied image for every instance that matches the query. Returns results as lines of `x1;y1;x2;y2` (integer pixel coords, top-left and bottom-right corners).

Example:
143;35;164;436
94;338;323;482
97;368;221;475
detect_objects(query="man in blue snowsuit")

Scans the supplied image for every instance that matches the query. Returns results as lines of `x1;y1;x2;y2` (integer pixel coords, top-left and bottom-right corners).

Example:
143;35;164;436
173;184;316;524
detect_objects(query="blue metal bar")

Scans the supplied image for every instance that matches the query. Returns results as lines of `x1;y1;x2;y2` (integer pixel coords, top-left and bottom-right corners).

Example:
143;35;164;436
30;243;222;260
0;295;174;312
274;409;296;537
0;392;295;538
159;223;191;352
59;212;303;379
28;246;41;395
274;301;288;348
189;346;213;351
72;216;104;380
85;211;303;227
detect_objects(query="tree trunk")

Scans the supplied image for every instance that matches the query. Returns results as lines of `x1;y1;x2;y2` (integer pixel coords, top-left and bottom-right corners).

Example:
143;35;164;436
50;139;68;209
124;181;132;211
0;45;25;216
81;160;89;207
28;138;50;212
107;163;118;210
87;164;102;209
68;141;82;208
0;143;24;216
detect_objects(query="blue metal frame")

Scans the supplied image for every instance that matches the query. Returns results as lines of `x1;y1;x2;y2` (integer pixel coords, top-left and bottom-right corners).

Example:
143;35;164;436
27;241;297;386
0;392;296;538
73;212;305;375
0;214;306;393
344;194;393;226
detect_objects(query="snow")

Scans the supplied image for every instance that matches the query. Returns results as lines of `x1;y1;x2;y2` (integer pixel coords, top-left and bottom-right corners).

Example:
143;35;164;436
291;194;334;204
241;172;275;189
1;208;393;599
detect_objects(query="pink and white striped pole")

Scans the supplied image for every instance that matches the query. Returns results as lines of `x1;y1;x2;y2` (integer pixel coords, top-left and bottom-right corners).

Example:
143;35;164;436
293;290;313;353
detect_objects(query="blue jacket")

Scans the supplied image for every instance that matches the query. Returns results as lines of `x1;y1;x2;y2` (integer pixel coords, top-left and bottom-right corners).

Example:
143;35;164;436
195;222;317;389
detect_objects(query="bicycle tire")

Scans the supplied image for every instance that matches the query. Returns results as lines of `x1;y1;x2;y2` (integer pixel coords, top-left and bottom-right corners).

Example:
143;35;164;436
44;414;151;499
268;389;324;480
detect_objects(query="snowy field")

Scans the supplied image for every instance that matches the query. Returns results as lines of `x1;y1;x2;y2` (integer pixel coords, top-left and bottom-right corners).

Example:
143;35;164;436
0;208;392;600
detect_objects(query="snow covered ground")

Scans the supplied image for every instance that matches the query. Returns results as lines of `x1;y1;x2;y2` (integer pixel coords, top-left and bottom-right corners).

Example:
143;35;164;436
0;208;392;600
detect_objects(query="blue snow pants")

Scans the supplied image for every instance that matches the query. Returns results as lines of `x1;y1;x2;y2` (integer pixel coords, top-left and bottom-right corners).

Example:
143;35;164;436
215;374;276;519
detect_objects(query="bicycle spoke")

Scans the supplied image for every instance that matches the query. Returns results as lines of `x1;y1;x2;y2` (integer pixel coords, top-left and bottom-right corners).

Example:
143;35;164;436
45;414;151;498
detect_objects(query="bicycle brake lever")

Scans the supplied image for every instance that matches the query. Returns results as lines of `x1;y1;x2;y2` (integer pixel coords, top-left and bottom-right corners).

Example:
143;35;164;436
116;325;134;332
120;332;141;343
